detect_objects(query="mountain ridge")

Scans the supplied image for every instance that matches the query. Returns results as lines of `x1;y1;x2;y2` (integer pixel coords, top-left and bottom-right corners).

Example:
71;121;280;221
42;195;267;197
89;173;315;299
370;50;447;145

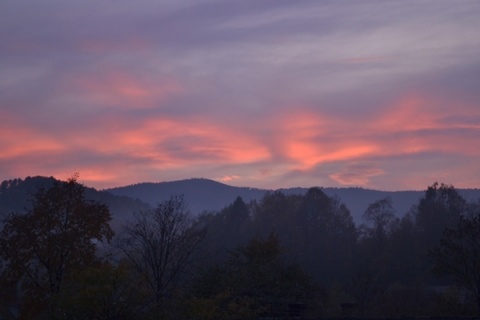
2;176;480;226
105;178;480;224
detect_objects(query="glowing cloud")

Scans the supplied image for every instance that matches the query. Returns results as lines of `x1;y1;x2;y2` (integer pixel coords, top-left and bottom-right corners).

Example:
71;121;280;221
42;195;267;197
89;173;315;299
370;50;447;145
218;175;241;182
0;111;65;159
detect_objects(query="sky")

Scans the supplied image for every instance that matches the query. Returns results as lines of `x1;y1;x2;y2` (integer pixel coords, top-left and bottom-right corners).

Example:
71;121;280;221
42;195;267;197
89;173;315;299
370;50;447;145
1;0;480;191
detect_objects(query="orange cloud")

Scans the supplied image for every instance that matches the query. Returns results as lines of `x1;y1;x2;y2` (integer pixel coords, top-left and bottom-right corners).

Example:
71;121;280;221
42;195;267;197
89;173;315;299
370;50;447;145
92;115;273;171
258;94;480;188
0;111;65;159
218;175;240;182
2;90;478;190
61;115;272;187
74;169;122;187
271;109;379;169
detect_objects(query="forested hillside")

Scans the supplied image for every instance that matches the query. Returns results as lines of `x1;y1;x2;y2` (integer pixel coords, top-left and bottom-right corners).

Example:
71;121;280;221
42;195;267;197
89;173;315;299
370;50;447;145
0;176;151;231
106;178;480;224
1;177;480;318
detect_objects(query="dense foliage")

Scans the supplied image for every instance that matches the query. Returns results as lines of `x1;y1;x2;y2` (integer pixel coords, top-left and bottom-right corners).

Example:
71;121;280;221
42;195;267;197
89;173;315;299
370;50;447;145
0;176;114;319
188;233;313;319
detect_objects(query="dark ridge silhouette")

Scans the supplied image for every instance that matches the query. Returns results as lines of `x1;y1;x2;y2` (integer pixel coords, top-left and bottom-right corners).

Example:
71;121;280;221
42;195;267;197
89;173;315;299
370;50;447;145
106;177;267;214
107;178;480;224
0;176;151;231
2;176;479;225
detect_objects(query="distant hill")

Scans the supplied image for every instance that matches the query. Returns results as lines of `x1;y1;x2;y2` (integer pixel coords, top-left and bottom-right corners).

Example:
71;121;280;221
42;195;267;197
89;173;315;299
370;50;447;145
106;178;266;214
2;177;479;226
106;178;480;224
0;176;151;232
106;179;422;224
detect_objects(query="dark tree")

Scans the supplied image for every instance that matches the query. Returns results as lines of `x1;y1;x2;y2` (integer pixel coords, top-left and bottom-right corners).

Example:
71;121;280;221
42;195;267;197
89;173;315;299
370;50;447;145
251;191;303;251
430;212;480;315
55;261;146;320
225;196;250;226
198;196;252;266
119;195;205;311
351;198;400;315
361;197;398;240
296;188;357;285
0;175;114;318
415;182;467;245
410;183;468;285
189;233;313;319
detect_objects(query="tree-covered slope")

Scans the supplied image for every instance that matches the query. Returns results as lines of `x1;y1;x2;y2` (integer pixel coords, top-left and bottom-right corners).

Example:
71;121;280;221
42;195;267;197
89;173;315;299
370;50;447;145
0;176;151;231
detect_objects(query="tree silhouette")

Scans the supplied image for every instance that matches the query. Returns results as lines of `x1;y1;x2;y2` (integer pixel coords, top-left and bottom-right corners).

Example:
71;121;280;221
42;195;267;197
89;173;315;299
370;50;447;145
0;175;114;318
296;187;357;285
189;233;312;319
430;212;480;315
415;182;467;246
361;197;398;240
119;195;205;314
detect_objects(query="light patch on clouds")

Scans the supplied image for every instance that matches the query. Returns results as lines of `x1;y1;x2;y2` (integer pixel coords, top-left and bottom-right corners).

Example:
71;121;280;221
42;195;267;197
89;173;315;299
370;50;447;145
329;164;385;186
218;175;241;183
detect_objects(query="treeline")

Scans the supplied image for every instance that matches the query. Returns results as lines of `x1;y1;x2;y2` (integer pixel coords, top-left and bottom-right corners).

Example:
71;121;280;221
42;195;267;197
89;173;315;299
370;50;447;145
197;184;480;317
0;177;479;319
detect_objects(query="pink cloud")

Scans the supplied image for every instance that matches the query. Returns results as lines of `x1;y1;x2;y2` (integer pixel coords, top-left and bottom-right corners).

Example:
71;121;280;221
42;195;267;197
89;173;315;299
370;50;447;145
267;108;379;168
256;94;480;188
119;116;272;165
21;112;272;186
218;175;241;182
371;94;480;156
1;88;479;190
0;111;65;159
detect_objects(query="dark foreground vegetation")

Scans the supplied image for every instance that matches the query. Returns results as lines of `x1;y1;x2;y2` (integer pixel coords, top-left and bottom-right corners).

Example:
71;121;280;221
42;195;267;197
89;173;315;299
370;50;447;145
0;176;479;319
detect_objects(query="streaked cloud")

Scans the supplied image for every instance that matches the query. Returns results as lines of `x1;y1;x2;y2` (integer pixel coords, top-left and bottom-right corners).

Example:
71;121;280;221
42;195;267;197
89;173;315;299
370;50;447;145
1;0;479;191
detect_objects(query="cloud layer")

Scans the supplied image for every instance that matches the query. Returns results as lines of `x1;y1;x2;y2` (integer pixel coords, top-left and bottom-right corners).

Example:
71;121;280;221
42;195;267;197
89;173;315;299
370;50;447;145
1;0;480;190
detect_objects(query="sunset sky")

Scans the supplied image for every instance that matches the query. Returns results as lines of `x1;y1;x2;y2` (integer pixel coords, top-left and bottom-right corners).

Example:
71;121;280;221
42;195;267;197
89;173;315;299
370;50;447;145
1;0;480;191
